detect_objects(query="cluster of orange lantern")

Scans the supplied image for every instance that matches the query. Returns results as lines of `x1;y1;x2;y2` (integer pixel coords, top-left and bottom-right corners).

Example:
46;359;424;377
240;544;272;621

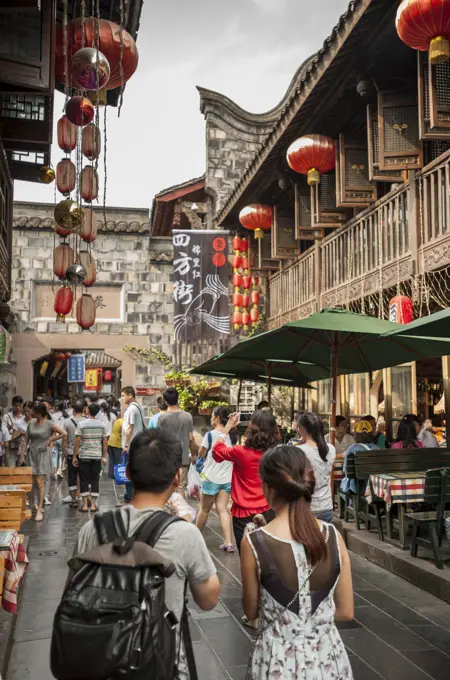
230;236;261;332
50;16;138;330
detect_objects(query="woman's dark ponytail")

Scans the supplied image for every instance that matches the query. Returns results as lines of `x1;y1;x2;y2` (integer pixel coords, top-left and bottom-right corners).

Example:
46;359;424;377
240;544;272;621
298;412;329;461
213;406;229;427
260;445;327;567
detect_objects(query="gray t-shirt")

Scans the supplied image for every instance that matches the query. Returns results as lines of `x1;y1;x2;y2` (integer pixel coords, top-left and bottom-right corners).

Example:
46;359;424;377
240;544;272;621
75;506;216;679
158;411;194;466
64;416;85;457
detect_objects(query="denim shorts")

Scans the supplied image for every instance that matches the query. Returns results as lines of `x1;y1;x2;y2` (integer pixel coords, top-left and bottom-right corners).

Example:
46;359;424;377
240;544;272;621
201;480;231;496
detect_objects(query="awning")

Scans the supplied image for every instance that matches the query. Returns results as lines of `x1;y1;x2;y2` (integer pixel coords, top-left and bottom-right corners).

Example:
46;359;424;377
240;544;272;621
84;352;121;369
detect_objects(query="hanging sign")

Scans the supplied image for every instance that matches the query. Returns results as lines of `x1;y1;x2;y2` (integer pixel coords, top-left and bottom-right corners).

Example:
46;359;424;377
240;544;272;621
67;354;86;383
85;369;98;388
172;229;230;342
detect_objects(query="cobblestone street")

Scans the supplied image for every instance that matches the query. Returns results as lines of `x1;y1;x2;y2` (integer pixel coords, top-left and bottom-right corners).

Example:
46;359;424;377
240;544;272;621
6;477;450;680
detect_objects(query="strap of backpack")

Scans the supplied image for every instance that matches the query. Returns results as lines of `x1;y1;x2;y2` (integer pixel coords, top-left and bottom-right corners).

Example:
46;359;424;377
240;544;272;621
135;510;183;546
180;581;198;680
94;509;128;545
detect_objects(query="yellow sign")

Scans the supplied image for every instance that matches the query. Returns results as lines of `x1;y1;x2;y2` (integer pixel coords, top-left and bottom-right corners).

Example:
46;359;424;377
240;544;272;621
85;369;98;388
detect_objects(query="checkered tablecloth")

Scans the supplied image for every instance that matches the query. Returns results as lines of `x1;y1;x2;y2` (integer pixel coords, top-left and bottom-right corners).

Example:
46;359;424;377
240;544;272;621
0;531;28;614
365;472;426;510
334;460;344;481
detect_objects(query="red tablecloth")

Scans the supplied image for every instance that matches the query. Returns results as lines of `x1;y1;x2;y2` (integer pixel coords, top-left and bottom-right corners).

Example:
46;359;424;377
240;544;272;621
0;531;28;613
365;472;426;510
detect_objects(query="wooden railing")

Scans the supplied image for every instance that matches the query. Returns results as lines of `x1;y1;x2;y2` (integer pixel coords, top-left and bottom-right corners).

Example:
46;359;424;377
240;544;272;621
269;248;316;325
418;148;450;247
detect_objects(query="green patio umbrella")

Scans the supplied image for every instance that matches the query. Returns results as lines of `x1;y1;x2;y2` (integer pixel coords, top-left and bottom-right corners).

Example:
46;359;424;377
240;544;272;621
224;308;450;444
381;307;450;341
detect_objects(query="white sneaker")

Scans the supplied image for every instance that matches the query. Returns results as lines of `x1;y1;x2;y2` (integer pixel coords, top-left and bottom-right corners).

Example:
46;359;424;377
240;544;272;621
62;495;72;504
44;496;52;506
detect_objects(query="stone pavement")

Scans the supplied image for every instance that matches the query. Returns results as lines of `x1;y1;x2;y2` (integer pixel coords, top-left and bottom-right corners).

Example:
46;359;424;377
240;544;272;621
6;476;450;680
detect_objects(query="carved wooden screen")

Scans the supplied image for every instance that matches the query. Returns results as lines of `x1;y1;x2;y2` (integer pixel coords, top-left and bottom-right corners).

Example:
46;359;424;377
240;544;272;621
336;134;376;206
418;53;450;139
0;0;55;92
311;171;347;228
367;105;403;182
272;206;298;259
378;91;423;171
0;141;13;304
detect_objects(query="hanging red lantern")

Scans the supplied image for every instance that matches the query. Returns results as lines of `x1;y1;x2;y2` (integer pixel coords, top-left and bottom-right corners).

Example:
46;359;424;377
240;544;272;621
389;296;414;325
65;352;72;359
56;159;76;196
251;290;261;306
242;275;252;290
241;257;249;273
65;96;95;127
240;237;249;254
287;134;335;186
77;251;97;287
80;208;98;243
250;308;260;326
232;254;243;270
54;286;73;322
233;272;243;288
54;223;72;238
251;276;260;288
239;204;273;268
53;244;75;280
232;310;242;331
55;18;139;91
82;123;101;160
104;370;113;382
80;166;99;201
232;236;242;253
241;293;250;309
56;352;67;361
396;0;450;65
76;294;96;330
232;292;242;307
242;310;250;331
57;116;77;153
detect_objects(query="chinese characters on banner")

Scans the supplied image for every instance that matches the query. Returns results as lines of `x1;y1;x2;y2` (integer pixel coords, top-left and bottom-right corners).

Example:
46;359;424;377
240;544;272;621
172;230;230;342
67;355;86;383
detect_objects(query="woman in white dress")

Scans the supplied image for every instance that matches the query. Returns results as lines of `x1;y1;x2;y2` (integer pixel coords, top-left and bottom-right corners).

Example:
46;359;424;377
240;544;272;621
241;445;354;680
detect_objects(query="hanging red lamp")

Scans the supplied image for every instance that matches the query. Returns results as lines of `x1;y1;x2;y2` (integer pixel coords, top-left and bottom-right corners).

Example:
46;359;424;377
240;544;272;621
66;96;95;127
56;159;76;196
242;275;251;291
80;208;98;243
54;286;73;322
80;166;99;201
250;307;260;326
242;292;250;309
77;251;97;287
55;17;139;91
389;296;414;325
54;223;72;238
242;310;251;331
232;310;242;331
57;116;77;153
396;0;450;64
82;123;101;160
251;290;261;306
287;134;335;186
65;352;72;359
104;370;113;381
239;204;273;268
76;294;96;330
232;272;243;288
232;292;242;308
53;244;75;280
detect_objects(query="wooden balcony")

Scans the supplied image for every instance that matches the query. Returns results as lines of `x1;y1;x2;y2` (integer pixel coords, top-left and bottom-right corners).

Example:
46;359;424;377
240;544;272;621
268;149;450;329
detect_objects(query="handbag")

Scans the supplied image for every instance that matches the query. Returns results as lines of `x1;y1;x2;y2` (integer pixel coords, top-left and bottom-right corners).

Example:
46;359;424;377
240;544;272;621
114;452;129;485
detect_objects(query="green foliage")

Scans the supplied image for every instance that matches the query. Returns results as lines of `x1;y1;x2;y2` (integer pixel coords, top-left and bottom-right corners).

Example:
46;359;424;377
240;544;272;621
123;346;173;368
200;400;228;411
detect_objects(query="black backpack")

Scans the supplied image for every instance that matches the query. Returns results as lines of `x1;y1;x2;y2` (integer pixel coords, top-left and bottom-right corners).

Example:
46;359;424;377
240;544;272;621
51;510;197;680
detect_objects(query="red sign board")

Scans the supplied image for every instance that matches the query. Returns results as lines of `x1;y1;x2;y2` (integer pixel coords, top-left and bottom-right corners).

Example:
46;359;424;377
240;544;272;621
136;387;162;397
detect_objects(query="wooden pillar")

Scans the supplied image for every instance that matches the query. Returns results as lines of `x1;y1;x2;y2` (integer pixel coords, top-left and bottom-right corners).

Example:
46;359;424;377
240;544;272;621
383;368;393;442
406;171;420;276
314;241;322;312
442;356;450;445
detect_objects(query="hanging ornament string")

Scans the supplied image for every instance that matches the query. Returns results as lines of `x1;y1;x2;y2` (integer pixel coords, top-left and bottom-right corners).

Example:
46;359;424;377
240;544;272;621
103;103;108;231
63;0;70;102
118;0;126;116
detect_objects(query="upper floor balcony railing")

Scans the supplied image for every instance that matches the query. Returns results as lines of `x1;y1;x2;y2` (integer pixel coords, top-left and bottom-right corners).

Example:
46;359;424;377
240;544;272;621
268;149;450;329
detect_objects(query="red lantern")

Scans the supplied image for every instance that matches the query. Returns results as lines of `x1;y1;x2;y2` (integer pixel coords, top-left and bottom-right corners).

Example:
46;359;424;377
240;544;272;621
54;223;72;238
57;116;77;152
389;296;414;325
232;236;242;253
242;275;251;290
65;352;72;359
287;134;335;186
240;238;249;254
241;293;250;309
232;255;243;270
232;292;242;308
239;204;272;268
232;310;242;330
242;310;250;331
251;276;260;288
251;290;260;306
54;286;73;322
77;251;97;287
66;96;95;127
53;244;74;280
80;208;98;243
241;257;249;272
56;159;76;196
250;308;260;326
233;272;243;288
55;18;139;91
56;352;67;361
82;123;101;160
80;166;98;201
104;370;113;382
396;0;450;65
76;294;96;330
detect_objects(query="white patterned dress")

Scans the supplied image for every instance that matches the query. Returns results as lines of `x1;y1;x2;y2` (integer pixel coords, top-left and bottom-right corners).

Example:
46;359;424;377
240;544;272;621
247;524;353;680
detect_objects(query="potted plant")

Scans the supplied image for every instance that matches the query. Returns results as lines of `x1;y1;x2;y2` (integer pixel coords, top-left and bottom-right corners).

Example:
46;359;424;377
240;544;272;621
178;387;197;411
164;370;191;388
198;400;228;416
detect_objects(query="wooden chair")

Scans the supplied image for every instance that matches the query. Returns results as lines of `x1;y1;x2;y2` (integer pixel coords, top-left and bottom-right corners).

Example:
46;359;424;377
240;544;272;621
0;496;23;531
406;469;450;570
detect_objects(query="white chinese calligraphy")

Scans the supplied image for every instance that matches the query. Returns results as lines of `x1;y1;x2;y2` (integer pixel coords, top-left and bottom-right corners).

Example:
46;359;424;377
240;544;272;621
173;252;193;276
173;280;194;305
173;233;191;247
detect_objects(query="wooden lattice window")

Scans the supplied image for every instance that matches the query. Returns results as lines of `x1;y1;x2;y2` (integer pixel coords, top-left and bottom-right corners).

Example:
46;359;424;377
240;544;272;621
367;105;403;181
378;91;423;171
311;171;347;228
336;134;376;206
272;206;298;259
418;53;450;140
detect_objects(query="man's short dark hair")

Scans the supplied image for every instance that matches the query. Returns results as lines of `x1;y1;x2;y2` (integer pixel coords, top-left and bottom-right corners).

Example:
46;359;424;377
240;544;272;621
122;386;136;399
129;429;182;493
73;400;85;414
157;396;168;412
12;396;23;405
163;387;179;406
88;403;100;417
363;415;376;423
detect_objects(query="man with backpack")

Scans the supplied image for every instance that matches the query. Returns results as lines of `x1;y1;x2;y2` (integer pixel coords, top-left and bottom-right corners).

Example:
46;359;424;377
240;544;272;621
52;428;219;680
121;386;146;503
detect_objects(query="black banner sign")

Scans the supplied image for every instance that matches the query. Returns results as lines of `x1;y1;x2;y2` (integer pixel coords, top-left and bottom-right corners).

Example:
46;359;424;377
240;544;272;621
172;229;230;342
